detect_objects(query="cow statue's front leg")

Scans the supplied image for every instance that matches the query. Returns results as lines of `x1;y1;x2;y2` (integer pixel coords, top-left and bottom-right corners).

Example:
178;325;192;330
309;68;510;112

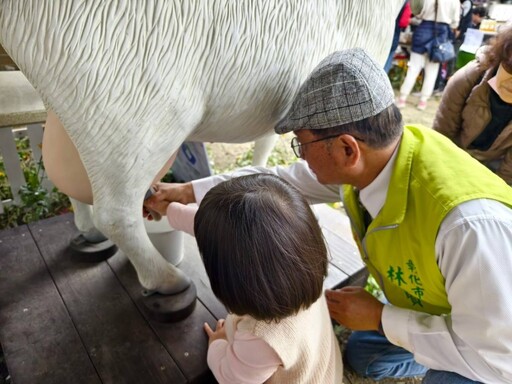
95;189;196;321
70;185;195;322
91;189;196;322
42;110;196;322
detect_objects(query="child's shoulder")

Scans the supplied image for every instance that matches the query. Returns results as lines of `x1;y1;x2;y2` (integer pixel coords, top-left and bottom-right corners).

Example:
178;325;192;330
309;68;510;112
232;314;258;333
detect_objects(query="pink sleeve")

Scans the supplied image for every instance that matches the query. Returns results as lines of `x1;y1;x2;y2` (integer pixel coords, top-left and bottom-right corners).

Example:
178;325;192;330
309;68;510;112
166;202;197;236
207;332;281;384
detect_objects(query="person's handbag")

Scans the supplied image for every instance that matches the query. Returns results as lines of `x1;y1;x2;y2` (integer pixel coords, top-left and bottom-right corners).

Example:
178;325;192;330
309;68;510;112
429;0;456;63
430;39;456;63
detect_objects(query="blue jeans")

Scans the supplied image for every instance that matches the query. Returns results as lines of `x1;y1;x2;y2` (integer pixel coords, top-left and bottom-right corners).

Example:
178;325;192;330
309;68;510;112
345;331;482;383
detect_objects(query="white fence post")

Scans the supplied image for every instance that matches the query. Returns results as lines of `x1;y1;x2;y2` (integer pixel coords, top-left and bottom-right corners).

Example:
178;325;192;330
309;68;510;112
0;127;25;209
0;124;51;214
26;123;54;192
0;70;47;214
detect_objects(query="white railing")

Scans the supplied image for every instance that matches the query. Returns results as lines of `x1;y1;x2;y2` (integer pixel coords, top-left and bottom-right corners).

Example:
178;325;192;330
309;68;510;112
0;124;53;214
0;70;49;214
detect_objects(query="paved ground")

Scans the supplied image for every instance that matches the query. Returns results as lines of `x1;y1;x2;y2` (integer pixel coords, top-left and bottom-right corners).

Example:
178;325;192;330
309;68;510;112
399;90;441;129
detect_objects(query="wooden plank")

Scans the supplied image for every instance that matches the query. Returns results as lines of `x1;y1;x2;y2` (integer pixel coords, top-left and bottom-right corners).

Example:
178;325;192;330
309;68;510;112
28;214;186;384
314;203;354;241
179;234;227;321
0;224;100;384
323;227;365;276
325;262;350;290
315;204;368;288
314;203;365;276
108;235;221;384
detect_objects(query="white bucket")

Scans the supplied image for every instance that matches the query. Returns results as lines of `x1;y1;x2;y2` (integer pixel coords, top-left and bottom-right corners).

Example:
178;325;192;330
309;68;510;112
144;218;184;266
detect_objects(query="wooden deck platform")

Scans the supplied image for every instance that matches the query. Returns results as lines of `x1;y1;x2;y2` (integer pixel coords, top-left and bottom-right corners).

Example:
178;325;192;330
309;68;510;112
0;205;366;384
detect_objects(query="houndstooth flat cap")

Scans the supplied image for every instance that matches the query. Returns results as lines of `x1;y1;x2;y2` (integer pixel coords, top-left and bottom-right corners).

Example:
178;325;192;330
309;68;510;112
275;48;394;134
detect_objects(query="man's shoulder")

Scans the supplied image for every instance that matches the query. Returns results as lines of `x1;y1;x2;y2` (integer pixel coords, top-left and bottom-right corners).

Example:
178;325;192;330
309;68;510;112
444;198;512;227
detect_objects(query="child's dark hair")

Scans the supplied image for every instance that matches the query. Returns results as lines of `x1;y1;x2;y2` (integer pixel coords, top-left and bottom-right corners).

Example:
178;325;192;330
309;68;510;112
194;173;328;322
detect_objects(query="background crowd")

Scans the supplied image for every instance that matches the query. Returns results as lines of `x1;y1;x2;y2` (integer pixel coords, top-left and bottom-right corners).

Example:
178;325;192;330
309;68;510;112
389;0;512;185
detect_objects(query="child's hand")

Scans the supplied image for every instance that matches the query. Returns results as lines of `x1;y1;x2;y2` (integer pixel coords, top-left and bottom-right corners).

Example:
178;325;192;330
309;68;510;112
204;319;227;345
143;205;162;221
143;199;169;220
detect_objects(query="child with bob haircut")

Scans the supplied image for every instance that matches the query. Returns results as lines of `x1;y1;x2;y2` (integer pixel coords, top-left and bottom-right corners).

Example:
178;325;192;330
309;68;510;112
151;173;343;383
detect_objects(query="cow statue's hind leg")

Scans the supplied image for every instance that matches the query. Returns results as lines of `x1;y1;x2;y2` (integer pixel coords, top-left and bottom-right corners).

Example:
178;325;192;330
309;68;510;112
68;198;118;262
91;185;196;322
70;198;109;243
252;133;279;167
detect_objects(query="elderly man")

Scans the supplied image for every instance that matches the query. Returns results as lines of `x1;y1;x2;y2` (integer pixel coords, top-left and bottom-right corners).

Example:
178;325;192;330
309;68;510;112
145;48;512;383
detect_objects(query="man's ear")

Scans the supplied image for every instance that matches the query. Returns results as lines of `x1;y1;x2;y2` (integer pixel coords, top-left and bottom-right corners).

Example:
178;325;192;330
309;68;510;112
338;134;361;167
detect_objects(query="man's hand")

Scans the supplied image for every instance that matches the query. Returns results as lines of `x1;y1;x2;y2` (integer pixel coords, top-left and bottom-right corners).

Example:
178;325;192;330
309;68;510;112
204;319;227;346
325;286;384;331
143;181;196;220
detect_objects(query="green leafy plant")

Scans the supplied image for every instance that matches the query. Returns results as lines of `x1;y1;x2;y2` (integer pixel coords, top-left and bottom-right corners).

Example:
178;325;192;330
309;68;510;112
0;135;71;229
388;62;423;92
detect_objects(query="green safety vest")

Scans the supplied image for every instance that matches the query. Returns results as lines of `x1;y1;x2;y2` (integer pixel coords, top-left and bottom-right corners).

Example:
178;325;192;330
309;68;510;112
343;125;512;315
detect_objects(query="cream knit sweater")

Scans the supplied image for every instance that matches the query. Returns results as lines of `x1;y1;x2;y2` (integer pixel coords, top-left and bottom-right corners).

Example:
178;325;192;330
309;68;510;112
232;295;343;384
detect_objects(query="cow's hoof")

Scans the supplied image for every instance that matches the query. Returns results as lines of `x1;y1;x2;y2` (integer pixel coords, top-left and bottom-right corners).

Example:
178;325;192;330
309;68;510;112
141;282;197;322
69;234;118;262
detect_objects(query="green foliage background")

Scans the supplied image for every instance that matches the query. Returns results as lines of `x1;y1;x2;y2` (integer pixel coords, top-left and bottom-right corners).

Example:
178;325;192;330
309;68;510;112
0;136;70;229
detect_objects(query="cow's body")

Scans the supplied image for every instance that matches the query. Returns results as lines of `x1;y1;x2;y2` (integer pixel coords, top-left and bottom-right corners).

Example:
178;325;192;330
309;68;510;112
0;0;402;294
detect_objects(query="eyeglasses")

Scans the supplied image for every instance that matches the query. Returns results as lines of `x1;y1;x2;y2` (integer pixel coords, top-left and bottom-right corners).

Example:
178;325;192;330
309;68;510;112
290;134;364;158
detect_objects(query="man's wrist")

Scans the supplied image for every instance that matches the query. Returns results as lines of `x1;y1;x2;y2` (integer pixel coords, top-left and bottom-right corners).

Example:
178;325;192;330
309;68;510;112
182;182;196;204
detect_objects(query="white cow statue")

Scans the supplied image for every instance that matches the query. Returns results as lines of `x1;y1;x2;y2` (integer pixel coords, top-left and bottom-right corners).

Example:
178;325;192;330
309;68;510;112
0;1;402;302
